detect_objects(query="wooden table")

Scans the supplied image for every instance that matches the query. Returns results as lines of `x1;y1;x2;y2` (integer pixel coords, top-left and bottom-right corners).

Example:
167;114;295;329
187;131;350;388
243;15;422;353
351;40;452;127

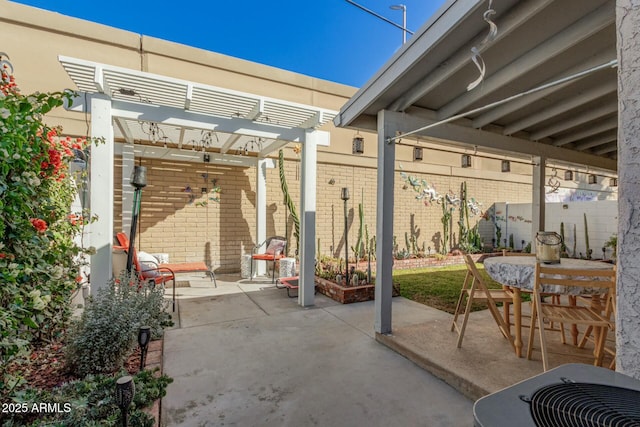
483;256;614;357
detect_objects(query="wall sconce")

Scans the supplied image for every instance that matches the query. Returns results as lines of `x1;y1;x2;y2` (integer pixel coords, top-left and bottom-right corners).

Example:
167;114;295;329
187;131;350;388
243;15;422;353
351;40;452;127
413;146;423;161
461;154;472;168
352;134;364;154
564;170;574;181
328;178;336;185
588;174;597;184
203;154;210;163
501;160;511;173
610;177;618;187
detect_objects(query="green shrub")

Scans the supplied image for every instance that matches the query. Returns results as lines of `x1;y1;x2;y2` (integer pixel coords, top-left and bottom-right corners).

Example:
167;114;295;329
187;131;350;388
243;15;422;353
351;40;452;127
65;273;172;376
0;55;100;390
5;368;172;426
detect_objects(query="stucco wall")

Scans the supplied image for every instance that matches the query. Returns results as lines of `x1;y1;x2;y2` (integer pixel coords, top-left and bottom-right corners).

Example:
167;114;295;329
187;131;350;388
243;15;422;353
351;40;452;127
616;0;640;378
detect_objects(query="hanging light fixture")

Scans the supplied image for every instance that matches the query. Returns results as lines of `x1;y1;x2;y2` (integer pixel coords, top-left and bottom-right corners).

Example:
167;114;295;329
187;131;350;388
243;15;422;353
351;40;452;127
461;154;472;168
413;146;423;161
501;160;511;173
352;133;364;154
588;174;597;184
140;121;169;145
610;177;618;187
187;130;218;152
564;170;574;181
241;138;264;155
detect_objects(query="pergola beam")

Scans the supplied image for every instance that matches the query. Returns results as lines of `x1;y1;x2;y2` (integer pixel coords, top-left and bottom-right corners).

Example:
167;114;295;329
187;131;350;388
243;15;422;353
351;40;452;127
67;94;306;144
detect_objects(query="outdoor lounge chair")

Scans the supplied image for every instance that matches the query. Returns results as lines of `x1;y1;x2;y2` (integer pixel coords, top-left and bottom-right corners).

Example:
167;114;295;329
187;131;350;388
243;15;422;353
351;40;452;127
115;232;217;311
250;236;287;283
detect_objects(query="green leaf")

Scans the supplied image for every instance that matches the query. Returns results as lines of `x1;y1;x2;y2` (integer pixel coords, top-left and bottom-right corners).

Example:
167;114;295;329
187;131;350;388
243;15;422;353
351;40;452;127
22;317;38;329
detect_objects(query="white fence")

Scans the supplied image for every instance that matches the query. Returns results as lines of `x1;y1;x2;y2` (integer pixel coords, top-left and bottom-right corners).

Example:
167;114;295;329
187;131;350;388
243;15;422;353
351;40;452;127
484;201;617;259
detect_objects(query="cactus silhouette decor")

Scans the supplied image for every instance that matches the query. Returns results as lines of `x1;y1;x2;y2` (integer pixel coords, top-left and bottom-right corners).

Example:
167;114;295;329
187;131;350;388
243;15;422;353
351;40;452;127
279;149;300;255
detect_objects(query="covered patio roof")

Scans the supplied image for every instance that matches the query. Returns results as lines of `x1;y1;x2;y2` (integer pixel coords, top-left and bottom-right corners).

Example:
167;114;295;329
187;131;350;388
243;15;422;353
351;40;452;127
333;0;619;335
60;56;336;306
335;0;617;172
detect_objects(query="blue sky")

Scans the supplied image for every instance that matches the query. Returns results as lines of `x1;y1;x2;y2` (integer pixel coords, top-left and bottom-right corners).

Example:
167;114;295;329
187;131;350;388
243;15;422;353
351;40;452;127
12;0;447;87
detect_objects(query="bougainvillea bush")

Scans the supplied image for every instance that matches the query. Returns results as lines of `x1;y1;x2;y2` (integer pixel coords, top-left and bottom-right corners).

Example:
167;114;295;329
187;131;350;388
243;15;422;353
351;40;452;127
0;58;96;391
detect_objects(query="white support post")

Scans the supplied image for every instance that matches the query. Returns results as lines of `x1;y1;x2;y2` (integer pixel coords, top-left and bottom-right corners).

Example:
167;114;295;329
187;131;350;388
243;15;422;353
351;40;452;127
299;130;324;306
255;158;268;276
375;111;399;334
121;144;135;233
531;156;546;251
89;95;114;293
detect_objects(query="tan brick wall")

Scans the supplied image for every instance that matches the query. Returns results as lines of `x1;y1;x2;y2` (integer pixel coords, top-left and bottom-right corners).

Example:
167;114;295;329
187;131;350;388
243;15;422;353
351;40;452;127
114;154;532;273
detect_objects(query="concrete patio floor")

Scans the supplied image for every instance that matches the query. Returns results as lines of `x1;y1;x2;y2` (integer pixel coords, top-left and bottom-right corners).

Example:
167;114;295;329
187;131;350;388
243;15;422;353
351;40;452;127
161;273;611;425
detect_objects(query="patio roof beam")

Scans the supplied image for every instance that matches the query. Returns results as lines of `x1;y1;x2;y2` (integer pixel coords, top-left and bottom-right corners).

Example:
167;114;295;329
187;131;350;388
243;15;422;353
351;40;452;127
437;3;614;119
575;132;618;151
395;108;617;171
593;142;618;155
530;101;618;141
552;116;618;147
389;0;555;112
472;49;616;129
504;80;618;136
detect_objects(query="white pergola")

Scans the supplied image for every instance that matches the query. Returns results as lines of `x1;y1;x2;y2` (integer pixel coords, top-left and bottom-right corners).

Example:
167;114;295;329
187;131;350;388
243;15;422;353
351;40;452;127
60;56;337;307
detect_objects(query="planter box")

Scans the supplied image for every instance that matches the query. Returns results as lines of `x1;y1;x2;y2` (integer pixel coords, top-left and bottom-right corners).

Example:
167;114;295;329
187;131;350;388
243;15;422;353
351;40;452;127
314;276;399;304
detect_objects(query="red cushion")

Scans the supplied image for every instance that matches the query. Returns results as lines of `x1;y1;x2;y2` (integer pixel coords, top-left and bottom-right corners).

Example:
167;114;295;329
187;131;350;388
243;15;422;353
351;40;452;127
252;254;284;261
162;262;209;273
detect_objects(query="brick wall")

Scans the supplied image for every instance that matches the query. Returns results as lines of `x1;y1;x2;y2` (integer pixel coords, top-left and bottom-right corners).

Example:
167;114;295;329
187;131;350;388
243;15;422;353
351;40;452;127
114;155;532;273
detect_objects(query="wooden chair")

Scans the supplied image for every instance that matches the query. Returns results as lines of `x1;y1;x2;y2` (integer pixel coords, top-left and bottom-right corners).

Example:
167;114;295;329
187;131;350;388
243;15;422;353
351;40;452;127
527;263;616;371
451;254;515;351
502;250;564;338
251;236;287;283
578;269;617;369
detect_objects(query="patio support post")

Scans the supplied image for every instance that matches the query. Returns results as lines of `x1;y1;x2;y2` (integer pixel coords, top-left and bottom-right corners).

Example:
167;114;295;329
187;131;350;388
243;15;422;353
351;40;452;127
89;94;114;293
121;143;135;233
255;158;268;277
531;156;546;250
299;130;323;306
375;110;399;335
616;0;640;378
